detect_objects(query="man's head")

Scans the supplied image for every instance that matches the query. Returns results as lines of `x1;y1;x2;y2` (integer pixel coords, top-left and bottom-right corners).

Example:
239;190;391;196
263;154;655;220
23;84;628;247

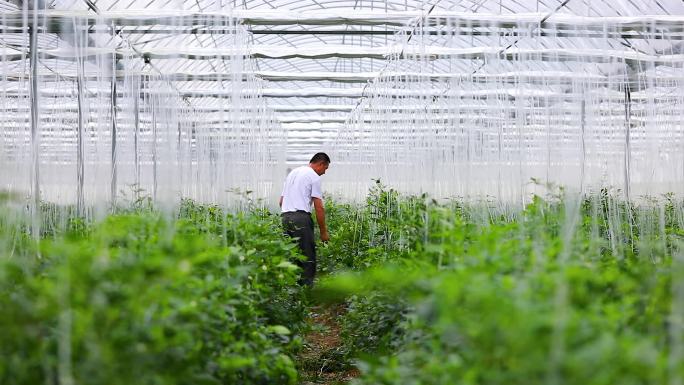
309;152;331;176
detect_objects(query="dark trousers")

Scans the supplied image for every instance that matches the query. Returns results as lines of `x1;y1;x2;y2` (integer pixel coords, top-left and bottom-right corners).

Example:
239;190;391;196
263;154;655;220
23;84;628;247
282;211;316;286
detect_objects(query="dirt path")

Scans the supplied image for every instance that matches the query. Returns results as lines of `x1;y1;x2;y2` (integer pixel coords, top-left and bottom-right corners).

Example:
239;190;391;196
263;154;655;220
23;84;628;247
298;303;360;385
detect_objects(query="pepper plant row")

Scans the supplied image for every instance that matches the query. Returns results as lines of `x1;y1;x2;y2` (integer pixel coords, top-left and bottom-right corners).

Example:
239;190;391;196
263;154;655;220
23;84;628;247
0;199;306;385
318;182;684;385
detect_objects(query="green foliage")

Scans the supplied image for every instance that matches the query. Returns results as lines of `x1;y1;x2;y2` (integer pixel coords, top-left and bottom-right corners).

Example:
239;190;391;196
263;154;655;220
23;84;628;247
316;184;684;385
320;259;680;385
2;184;683;385
320;180;433;271
340;293;409;357
0;201;307;385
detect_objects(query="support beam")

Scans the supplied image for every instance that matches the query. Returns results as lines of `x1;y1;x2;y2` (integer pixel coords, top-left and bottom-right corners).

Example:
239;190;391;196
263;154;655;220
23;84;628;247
5;85;683;101
1;70;614;83
134;78;141;188
2;10;683;31
624;84;632;201
3;112;676;130
110;78;118;206
76;58;86;216
580;97;586;193
248;28;684;40
4;26;674;39
15;102;676;114
3;45;683;65
150;91;158;202
28;20;41;239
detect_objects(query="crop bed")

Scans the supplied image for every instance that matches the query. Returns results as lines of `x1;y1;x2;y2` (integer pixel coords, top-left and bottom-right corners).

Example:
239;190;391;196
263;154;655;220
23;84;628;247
1;184;683;385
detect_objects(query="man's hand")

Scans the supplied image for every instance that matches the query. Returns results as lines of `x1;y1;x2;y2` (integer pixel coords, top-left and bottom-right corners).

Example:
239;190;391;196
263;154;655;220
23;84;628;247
312;197;329;243
320;230;330;243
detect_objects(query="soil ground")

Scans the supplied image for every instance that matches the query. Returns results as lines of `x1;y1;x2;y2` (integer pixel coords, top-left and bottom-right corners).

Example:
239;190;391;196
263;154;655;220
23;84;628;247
298;303;360;385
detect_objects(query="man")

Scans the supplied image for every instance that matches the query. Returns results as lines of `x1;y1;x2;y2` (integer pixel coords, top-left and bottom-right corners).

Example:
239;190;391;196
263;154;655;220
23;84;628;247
280;153;330;286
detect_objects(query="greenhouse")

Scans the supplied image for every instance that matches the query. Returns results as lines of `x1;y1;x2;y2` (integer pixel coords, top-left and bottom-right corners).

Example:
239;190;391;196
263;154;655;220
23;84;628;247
1;0;683;384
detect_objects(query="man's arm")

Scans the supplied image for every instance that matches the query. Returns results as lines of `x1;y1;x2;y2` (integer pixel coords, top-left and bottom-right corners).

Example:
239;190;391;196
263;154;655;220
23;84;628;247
312;197;329;242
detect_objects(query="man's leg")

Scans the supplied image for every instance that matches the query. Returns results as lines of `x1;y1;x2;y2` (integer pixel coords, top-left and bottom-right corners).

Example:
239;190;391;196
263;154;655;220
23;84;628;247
282;212;317;285
297;215;316;285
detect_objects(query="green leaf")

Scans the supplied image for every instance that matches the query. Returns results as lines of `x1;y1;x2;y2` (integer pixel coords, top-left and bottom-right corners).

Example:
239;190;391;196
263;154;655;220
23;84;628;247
267;325;291;335
276;261;299;271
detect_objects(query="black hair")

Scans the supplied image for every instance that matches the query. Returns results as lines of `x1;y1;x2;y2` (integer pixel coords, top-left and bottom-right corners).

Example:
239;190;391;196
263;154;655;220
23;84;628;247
309;152;331;164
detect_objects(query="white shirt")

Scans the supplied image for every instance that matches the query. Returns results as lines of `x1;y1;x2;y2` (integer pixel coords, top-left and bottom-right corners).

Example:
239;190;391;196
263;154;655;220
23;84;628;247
281;166;322;213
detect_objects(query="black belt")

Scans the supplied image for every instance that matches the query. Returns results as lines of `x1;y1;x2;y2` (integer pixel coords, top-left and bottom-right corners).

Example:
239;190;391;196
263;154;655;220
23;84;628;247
282;210;310;215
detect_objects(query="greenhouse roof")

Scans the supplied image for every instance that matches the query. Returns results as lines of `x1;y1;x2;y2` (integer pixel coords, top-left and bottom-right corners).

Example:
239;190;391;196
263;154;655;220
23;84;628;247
1;0;684;162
